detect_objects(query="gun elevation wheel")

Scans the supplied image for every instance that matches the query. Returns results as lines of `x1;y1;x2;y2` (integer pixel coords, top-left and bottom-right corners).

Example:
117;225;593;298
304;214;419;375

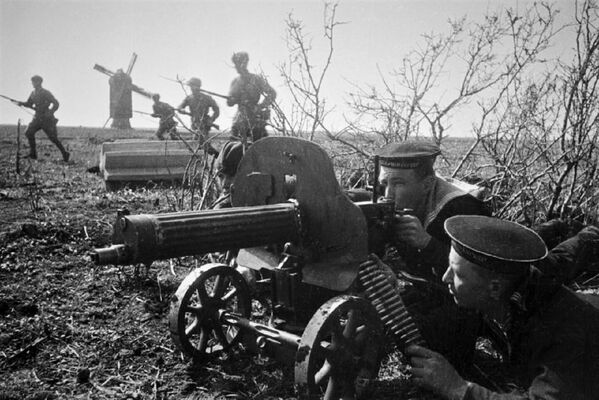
169;263;251;358
295;295;384;400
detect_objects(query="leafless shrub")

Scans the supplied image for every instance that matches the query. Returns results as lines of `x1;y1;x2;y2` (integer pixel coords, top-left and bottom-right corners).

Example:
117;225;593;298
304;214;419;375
338;1;599;225
453;0;599;225
271;1;344;141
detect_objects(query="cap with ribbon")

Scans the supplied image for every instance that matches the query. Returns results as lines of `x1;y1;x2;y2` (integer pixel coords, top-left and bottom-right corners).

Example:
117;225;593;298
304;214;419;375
444;215;548;274
376;140;441;169
216;141;244;177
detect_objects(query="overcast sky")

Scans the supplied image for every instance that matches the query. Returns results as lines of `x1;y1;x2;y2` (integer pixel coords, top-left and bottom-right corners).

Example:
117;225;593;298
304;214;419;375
0;0;574;135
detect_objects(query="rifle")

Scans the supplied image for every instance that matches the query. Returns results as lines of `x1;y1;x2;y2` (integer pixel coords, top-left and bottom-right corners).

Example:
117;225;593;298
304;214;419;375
160;76;230;100
0;94;21;104
175;108;220;130
1;94;34;115
0;94;27;107
133;110;154;117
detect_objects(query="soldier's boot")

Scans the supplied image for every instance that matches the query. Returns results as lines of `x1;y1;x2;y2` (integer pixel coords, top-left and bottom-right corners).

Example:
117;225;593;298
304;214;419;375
26;136;37;159
51;139;70;161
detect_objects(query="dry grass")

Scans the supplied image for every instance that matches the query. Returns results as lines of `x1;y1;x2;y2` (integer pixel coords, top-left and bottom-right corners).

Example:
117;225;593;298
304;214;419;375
2;125;594;399
0;125;420;399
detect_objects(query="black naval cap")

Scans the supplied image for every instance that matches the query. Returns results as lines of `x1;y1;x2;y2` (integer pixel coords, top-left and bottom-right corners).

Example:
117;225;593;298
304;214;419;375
445;215;548;274
31;75;43;83
216;141;244;177
376;140;441;169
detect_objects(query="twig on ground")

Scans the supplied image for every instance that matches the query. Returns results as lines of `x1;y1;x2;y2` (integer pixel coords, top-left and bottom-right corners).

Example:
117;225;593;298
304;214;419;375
7;336;47;363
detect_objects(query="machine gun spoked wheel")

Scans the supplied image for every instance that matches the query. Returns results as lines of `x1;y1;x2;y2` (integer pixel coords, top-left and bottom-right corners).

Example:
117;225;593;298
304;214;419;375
92;137;429;398
169;263;252;358
295;295;384;400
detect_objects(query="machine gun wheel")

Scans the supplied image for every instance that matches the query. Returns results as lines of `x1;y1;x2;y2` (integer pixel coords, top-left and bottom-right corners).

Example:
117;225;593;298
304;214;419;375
295;295;384;400
169;263;251;359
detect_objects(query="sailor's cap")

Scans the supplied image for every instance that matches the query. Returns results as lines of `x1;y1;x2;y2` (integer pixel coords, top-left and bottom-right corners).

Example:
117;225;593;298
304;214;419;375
444;215;548;274
216;140;244;176
376;141;441;169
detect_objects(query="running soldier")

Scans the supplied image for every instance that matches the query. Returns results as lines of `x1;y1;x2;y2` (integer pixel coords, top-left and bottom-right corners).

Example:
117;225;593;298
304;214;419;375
18;75;69;161
227;52;276;143
178;77;219;141
151;94;177;140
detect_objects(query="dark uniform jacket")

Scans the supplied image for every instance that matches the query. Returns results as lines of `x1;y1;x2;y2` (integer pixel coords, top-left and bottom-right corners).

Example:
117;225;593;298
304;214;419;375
152;101;175;122
179;93;219;131
536;225;599;284
23;88;58;122
466;268;599;399
391;177;490;371
396;176;490;280
227;72;276;142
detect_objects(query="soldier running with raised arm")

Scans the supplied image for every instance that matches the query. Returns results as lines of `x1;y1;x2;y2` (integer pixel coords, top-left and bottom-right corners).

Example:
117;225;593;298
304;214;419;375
18;75;69;161
178;77;219;142
151;93;177;140
227;52;276;143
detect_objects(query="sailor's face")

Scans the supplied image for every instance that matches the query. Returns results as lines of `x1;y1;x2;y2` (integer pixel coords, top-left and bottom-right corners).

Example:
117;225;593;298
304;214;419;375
443;248;489;310
378;167;425;210
218;172;234;193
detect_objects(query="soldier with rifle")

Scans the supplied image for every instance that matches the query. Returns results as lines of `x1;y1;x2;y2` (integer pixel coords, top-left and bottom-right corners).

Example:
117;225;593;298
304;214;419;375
150;93;177;140
12;75;69;161
177;77;220;143
227;52;276;143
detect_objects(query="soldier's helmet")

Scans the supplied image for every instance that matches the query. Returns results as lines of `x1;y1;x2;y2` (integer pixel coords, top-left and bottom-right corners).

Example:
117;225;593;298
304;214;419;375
151;93;160;101
187;77;202;89
232;52;249;67
31;75;43;83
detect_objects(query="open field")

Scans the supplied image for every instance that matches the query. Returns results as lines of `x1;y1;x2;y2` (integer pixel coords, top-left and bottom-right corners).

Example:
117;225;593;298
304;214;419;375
0;125;425;399
0;124;596;399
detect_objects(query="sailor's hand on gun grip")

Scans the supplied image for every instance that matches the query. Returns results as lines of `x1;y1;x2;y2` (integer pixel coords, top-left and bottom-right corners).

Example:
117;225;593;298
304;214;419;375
406;345;469;400
394;215;432;250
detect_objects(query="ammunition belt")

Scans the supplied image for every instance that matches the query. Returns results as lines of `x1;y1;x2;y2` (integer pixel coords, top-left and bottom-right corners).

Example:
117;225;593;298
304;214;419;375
358;256;426;349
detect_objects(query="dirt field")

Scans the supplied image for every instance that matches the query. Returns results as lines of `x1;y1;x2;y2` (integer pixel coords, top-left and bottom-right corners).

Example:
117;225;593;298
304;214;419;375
0;125;425;400
1;125;596;400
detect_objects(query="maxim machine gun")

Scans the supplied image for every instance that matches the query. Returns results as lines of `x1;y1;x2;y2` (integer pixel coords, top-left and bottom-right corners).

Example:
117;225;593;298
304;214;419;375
92;137;426;399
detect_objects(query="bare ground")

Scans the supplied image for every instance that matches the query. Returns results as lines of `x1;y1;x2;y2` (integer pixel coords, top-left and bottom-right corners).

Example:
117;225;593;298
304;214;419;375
0;125;424;400
1;125;595;400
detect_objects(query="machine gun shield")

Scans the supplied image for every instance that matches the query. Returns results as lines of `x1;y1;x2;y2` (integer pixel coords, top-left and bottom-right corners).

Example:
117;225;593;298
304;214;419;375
232;137;369;291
